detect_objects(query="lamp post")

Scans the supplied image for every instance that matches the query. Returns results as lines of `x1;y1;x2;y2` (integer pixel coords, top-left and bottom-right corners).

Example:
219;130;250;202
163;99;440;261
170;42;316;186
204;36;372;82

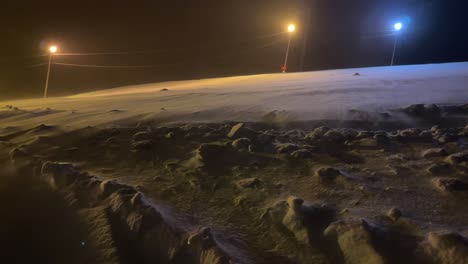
44;45;57;98
390;22;403;66
282;23;296;73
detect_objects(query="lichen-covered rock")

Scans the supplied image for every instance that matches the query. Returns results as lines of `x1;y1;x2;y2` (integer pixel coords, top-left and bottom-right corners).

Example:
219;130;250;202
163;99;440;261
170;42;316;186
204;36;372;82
41;162;83;189
315;167;341;182
248;144;257;153
275;143;300;154
422;148;448;158
432;178;468;193
282;196;334;244
282;197;310;244
281;130;306;139
422;232;468;264
387;208;402;221
132;140;154;151
236;178;261;189
232;138;251;149
373;133;390;144
196;143;231;165
324;219;385;264
404;104;440;118
9;147;29;163
349;138;379;148
255;132;276;146
445;151;468;165
356;131;375;139
290;149;313;159
185;227;233;264
132;131;151;142
323;129;347;142
305;126;331;141
398;128;422;139
227;123;249;138
100;180;135;198
427;163;453;175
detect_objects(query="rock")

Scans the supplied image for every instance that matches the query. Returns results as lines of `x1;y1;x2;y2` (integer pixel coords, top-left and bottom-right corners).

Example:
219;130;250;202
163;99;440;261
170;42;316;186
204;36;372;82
324;219;385;264
422;232;468;264
398;128;422;139
282;197;309;243
132;140;154;151
165;161;179;170
290;149;313;159
282;196;334;244
196;143;230;164
165;132;175;139
404;104;425;115
404;104;440;118
248;144;257;153
353;72;361;76
315;167;341;182
227;123;245;138
351;138;379;148
236;178;261;189
336;151;365;164
160;88;169;91
100;180;135;198
341;129;359;140
379;112;392;119
232;138;251;149
9;147;29;162
133;131;151;142
374;133;390;144
431;125;441;133
419;130;433;140
432;178;468;193
305;126;330;141
356;131;375;139
185;226;234;263
422;148;448;158
437;133;459;143
262;110;296;123
41;162;83;189
323;129;346;142
427;163;453;175
255;133;276;145
275;143;300;154
387;208;402;221
445;151;468;165
281;130;306;139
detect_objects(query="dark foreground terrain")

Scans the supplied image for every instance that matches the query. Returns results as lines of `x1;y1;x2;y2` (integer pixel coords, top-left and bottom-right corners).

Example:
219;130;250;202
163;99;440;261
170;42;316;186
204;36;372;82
1;103;468;263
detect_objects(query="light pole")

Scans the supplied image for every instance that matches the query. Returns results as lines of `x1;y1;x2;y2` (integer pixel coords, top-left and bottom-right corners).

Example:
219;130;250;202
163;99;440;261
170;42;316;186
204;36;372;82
283;23;296;73
390;22;403;66
44;45;57;98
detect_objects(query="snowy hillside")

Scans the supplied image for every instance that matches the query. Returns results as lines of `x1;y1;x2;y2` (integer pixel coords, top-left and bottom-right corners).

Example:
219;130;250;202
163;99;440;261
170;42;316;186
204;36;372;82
1;62;468;127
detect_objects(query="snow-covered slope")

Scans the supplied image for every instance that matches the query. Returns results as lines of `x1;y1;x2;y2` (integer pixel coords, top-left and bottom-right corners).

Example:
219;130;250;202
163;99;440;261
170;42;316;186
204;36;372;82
2;62;468;127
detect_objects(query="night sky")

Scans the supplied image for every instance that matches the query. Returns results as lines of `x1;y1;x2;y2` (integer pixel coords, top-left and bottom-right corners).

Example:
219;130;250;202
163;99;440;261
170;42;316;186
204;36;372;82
1;0;467;99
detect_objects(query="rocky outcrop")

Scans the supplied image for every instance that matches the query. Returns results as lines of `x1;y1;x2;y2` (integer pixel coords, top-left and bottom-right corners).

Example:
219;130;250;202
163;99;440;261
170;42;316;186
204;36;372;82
324;219;385;264
421;232;468;264
40;162;245;264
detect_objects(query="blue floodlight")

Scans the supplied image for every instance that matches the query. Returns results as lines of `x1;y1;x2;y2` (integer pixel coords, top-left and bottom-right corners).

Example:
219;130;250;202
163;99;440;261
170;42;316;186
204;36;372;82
394;22;403;31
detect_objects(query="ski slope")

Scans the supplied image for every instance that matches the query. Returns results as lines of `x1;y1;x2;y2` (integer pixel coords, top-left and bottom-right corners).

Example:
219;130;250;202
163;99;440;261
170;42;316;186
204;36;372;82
2;62;468;128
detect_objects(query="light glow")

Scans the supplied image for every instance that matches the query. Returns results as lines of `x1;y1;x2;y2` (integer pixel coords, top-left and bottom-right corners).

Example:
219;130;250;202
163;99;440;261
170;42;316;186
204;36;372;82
394;22;403;31
49;46;58;53
287;24;296;33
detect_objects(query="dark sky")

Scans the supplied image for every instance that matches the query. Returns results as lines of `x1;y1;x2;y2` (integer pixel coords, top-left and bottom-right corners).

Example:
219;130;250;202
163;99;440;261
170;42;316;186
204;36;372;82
1;0;467;99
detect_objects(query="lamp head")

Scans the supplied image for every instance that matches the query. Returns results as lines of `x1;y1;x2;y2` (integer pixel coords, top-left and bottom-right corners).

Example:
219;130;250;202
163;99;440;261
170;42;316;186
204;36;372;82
49;46;58;53
394;22;403;31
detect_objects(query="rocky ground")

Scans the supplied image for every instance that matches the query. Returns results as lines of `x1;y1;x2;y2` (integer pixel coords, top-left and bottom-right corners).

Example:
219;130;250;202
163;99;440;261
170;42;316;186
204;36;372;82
1;103;468;263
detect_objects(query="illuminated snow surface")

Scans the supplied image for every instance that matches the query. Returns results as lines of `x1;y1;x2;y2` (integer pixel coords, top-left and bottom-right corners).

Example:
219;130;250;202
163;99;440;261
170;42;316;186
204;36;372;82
2;62;468;127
